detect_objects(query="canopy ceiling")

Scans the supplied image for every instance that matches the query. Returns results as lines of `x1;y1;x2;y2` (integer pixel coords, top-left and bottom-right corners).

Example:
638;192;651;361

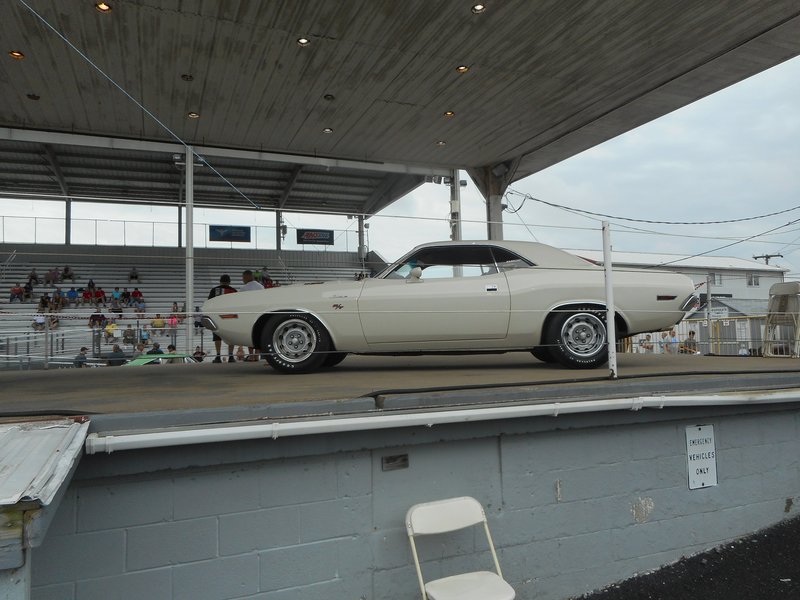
1;0;799;215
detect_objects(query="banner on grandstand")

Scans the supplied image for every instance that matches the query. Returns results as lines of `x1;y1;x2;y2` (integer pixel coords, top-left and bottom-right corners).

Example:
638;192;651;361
209;225;251;243
296;229;334;245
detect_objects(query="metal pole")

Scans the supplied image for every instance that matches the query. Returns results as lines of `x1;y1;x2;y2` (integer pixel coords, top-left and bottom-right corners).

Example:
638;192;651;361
705;274;712;354
65;198;72;245
43;312;50;369
185;145;195;354
602;222;618;379
276;211;282;252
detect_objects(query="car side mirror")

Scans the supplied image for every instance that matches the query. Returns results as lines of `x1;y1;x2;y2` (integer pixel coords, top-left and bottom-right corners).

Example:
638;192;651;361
407;266;423;282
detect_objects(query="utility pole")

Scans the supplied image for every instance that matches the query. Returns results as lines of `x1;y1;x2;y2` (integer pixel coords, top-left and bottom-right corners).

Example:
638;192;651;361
753;254;783;265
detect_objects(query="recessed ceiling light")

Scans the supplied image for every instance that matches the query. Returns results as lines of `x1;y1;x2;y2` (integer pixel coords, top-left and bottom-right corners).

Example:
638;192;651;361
471;4;486;14
435;140;447;146
187;111;200;119
323;94;335;101
297;37;311;47
94;2;112;13
456;65;469;73
8;50;25;60
322;127;333;134
26;93;40;101
444;110;455;118
181;73;194;82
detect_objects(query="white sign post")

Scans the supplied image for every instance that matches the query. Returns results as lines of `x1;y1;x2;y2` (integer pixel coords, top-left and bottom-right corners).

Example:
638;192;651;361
686;425;718;489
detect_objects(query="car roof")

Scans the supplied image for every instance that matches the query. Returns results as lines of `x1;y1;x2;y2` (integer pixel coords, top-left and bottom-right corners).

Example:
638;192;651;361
406;240;595;268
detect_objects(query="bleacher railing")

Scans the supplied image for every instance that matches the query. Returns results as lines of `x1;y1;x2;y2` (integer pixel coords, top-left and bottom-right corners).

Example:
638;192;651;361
0;216;364;253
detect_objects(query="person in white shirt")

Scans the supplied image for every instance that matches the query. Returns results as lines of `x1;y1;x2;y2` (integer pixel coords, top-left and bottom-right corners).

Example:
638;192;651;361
240;270;264;360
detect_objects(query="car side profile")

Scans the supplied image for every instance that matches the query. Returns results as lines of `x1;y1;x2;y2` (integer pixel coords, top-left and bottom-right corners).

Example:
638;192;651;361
202;240;695;374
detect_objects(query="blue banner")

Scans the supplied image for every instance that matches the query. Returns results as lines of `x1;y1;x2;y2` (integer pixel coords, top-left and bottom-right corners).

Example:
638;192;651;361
209;225;251;243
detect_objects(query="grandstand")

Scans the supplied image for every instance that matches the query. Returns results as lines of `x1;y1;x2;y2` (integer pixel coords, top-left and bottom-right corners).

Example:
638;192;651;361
0;243;372;369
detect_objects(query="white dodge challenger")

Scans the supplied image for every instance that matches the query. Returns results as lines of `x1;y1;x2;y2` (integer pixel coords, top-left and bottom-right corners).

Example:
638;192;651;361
202;240;695;373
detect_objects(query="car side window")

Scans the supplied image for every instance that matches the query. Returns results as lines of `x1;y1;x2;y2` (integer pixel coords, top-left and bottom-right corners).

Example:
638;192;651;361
388;246;497;280
491;248;534;271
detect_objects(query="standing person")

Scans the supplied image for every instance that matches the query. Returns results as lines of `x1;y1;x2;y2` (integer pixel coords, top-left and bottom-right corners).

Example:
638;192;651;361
74;347;89;368
240;270;264;360
207;274;237;363
193;345;207;362
669;329;680;354
638;334;654;353
680;330;699;354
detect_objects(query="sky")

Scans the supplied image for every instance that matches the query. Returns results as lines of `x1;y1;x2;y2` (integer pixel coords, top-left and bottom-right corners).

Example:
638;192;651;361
2;54;799;276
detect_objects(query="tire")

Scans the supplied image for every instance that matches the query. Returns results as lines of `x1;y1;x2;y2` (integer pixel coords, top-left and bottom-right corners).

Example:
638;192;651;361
531;346;556;363
546;308;608;369
322;352;347;368
261;313;331;373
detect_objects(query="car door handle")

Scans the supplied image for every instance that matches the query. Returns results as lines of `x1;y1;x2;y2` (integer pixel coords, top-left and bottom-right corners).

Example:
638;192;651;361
485;285;498;292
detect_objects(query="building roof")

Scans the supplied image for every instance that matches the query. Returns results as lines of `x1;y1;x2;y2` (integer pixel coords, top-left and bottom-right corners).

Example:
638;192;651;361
1;1;798;214
574;249;789;273
0;418;88;507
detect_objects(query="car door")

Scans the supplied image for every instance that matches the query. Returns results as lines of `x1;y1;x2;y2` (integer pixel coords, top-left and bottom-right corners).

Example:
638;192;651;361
357;245;511;345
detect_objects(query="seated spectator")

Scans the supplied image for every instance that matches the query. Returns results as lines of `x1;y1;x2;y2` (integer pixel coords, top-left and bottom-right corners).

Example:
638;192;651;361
129;287;143;306
38;294;51;312
120;287;131;305
128;266;140;283
88;307;105;329
23;280;33;302
51;288;65;312
94;287;107;307
193;346;206;362
139;326;150;346
151;313;166;336
109;298;123;315
132;343;146;358
48;314;60;330
27;268;41;284
146;342;164;355
74;346;89;368
62;265;76;282
106;344;127;367
9;283;24;303
81;288;94;305
122;325;136;345
164;344;182;364
134;298;146;317
87;278;96;292
31;312;46;331
64;287;79;306
44;267;61;285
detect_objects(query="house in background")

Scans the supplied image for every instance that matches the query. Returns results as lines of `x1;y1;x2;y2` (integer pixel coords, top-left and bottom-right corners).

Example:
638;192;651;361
574;250;790;355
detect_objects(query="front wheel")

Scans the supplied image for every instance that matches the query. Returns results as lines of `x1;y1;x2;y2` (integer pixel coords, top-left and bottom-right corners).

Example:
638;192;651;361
546;308;608;369
261;313;331;373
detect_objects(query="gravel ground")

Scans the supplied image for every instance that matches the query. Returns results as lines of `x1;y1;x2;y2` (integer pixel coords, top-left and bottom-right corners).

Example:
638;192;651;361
574;514;800;600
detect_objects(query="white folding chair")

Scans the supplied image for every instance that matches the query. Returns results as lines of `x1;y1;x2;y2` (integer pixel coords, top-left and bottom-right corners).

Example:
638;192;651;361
405;496;515;600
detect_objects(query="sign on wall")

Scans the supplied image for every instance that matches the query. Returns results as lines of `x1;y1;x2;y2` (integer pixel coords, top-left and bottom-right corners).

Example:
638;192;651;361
296;228;334;245
209;225;252;243
686;425;718;490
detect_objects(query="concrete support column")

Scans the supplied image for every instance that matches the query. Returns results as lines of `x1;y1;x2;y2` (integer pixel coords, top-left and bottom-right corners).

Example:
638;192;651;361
449;169;462;241
357;215;366;260
486;181;504;241
184;145;194;355
0;553;30;600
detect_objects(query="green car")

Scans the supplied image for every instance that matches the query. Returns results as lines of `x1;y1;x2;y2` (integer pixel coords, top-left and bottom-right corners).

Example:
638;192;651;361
124;353;200;366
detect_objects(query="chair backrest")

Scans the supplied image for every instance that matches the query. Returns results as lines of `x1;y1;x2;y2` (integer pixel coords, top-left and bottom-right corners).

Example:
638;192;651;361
406;496;505;599
406;496;486;535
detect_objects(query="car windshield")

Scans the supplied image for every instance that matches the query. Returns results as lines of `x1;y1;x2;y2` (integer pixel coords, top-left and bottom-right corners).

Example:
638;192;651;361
379;245;532;279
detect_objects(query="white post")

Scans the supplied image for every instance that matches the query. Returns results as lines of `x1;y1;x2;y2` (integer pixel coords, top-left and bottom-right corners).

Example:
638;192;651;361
602;222;617;379
449;169;462;241
705;273;712;355
184;146;194;354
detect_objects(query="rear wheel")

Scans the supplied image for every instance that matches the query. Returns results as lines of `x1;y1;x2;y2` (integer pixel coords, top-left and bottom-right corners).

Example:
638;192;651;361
546;308;608;369
261;313;330;373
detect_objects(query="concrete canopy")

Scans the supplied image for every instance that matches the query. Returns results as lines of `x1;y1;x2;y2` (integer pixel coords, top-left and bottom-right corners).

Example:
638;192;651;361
1;0;799;215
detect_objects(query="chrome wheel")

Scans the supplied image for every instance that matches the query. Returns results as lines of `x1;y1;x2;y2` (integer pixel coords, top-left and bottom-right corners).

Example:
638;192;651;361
559;312;606;358
272;318;317;363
